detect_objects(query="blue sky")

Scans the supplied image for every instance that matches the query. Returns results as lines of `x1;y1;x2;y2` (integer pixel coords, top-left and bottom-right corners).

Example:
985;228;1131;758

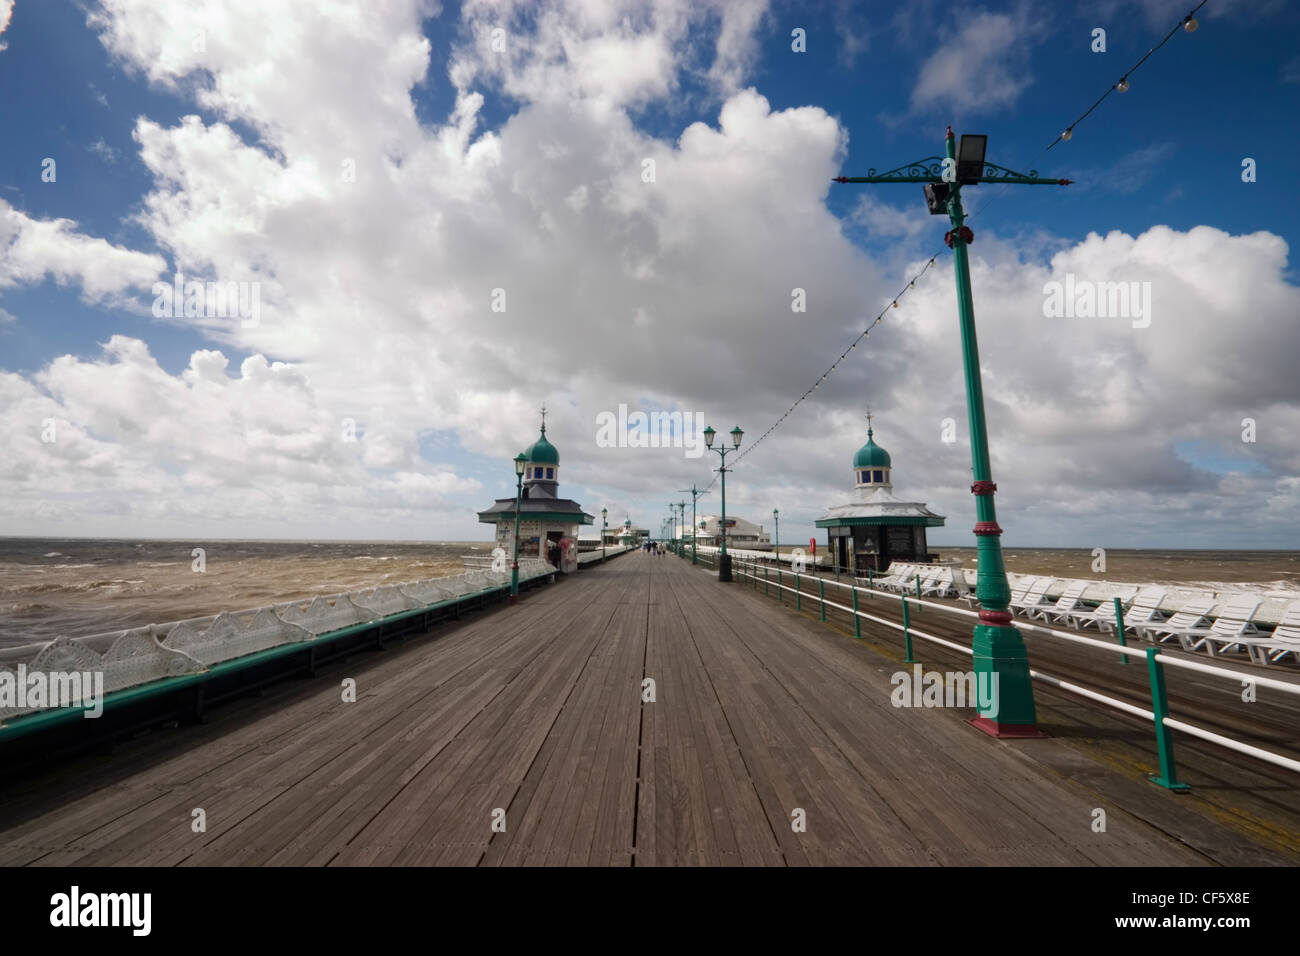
1;0;1297;548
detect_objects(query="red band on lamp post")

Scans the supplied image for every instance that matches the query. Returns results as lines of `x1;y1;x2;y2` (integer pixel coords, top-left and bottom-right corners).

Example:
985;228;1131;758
973;521;1002;536
979;609;1014;626
944;226;975;248
970;481;997;495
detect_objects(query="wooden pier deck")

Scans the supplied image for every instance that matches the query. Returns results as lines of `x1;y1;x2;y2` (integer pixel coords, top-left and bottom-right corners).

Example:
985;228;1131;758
0;551;1295;866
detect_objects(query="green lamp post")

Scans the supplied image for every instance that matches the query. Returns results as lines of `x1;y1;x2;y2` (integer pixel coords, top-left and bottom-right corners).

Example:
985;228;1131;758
679;485;708;564
773;507;779;560
704;424;743;582
601;507;607;562
509;452;527;604
676;501;687;556
834;128;1070;737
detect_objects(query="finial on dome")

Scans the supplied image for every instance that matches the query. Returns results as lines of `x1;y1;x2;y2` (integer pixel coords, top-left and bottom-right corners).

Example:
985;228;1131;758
539;402;547;434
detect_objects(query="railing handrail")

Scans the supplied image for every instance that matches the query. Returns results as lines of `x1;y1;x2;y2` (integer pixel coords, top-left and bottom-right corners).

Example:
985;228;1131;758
729;558;1300;697
723;558;1300;779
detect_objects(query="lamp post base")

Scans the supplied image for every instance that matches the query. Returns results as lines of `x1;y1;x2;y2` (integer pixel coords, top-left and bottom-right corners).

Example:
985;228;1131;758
970;620;1045;737
718;554;732;582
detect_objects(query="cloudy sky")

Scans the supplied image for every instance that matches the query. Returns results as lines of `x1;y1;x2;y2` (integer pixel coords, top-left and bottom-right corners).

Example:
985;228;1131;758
1;0;1297;548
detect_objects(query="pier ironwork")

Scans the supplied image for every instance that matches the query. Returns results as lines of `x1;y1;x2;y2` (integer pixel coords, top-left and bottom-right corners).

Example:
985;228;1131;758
834;128;1070;736
510;452;527;604
703;425;743;582
679;485;709;565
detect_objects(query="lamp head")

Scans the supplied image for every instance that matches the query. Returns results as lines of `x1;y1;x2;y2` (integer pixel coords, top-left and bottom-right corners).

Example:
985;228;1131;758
514;453;527;476
955;133;987;185
730;425;743;448
703;425;716;448
923;181;951;215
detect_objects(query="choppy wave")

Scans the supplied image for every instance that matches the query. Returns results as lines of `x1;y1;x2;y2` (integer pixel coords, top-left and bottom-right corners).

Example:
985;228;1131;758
0;538;483;646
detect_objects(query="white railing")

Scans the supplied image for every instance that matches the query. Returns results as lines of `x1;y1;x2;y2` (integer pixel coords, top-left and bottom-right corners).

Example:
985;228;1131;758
577;545;631;565
727;559;1300;781
693;544;830;568
0;558;557;725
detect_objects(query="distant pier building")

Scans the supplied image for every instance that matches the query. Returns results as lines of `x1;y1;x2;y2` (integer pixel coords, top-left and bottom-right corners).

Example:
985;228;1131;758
604;517;647;547
477;416;593;569
694;514;771;549
815;418;945;574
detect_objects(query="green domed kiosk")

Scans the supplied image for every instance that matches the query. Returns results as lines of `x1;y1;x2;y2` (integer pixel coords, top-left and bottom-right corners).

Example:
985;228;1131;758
815;416;945;575
477;411;593;570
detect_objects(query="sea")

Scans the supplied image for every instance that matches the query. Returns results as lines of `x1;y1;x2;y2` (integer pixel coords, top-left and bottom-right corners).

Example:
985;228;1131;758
0;538;484;648
2;539;1298;650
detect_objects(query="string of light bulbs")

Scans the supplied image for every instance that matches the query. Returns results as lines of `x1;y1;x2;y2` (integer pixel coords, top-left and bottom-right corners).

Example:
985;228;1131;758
700;0;1213;494
697;253;940;495
967;1;1209;229
1048;0;1209;151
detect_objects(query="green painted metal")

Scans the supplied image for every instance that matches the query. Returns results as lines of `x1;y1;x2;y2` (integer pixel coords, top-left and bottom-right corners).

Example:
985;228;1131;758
764;564;769;596
819;578;826;622
705;437;739;581
777;568;783;604
944;131;1037;729
852;586;861;639
852;430;891;468
795;572;801;611
834;156;1068;186
522;429;559;465
510;470;524;600
1113;597;1129;665
902;595;915;664
834;128;1066;732
1145;647;1190;791
915;574;922;610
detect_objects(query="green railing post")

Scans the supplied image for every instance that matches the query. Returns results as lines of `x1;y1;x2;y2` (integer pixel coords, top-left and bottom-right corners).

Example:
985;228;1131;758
915;574;922;611
851;586;862;640
764;564;769;597
1145;647;1190;791
777;568;783;604
819;578;826;622
1113;597;1128;666
795;573;801;611
902;595;915;664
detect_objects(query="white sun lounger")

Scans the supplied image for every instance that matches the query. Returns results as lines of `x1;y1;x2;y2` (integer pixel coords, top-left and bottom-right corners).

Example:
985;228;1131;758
1104;586;1167;635
1010;577;1053;617
1136;595;1216;644
893;566;940;596
1180;594;1262;655
921;566;965;599
957;570;985;607
1030;580;1090;623
1060;586;1140;631
1234;601;1300;664
872;565;912;592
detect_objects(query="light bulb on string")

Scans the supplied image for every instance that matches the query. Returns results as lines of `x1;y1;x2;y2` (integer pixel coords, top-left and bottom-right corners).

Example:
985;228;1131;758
1116;77;1129;92
1183;15;1197;32
1061;127;1073;142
